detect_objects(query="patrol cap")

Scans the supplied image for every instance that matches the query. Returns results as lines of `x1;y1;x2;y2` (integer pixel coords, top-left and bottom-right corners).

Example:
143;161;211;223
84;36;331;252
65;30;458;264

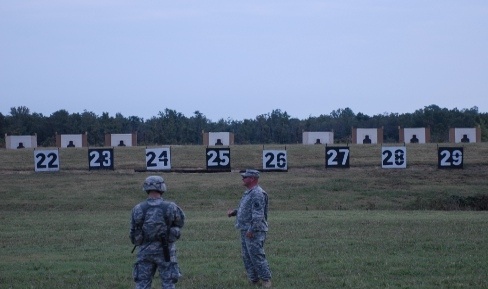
143;175;167;193
240;169;260;178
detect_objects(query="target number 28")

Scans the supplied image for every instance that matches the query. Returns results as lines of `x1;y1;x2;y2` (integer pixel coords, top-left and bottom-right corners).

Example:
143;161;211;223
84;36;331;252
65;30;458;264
382;147;406;169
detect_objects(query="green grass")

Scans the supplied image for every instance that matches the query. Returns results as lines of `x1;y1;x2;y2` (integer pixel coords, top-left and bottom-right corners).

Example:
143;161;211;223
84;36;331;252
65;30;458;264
1;144;488;288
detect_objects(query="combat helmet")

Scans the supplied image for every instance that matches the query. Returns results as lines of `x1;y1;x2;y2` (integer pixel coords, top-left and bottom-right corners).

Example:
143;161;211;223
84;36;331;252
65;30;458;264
143;176;167;193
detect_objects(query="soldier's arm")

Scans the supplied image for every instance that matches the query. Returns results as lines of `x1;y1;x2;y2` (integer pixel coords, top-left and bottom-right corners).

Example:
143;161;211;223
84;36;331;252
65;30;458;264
249;191;266;231
168;204;185;242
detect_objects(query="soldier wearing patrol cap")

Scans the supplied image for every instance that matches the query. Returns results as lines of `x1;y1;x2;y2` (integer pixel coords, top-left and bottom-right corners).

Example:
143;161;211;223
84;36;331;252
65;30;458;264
130;176;185;289
227;169;272;287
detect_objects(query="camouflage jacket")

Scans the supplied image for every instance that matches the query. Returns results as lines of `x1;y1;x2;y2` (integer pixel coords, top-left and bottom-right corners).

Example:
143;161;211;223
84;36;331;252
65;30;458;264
130;197;185;255
235;185;269;232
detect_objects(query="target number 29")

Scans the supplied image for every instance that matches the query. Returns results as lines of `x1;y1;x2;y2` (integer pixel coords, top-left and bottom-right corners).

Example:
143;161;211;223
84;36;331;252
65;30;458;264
34;149;60;172
438;147;463;169
263;150;287;171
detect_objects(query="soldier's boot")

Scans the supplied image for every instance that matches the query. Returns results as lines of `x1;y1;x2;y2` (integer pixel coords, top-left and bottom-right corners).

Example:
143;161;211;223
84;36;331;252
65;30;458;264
249;280;260;286
262;280;272;288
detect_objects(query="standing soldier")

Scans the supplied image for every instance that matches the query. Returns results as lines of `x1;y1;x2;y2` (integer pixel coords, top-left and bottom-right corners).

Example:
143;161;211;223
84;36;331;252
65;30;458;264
227;169;272;288
130;176;185;289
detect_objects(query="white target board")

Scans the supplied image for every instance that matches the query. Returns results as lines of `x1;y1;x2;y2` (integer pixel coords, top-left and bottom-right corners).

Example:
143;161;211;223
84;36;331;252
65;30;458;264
146;148;171;170
6;135;37;149
34;149;60;172
403;128;426;144
453;128;476;143
208;132;231;146
111;134;133;147
356;128;378;144
382;147;406;169
262;150;287;171
302;132;334;145
60;134;83;148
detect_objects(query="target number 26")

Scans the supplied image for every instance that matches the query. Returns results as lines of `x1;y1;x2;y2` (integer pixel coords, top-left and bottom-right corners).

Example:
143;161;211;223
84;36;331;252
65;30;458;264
263;150;287;171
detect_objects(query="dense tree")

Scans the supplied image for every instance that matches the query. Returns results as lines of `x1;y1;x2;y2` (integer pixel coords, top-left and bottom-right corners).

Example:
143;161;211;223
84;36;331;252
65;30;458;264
1;105;486;146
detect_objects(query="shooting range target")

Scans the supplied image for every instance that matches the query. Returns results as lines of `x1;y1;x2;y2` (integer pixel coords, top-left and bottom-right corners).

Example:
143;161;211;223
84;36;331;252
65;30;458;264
438;147;463;169
325;146;350;168
382;146;407;168
262;149;288;171
34;149;60;172
88;148;114;170
206;147;231;171
146;147;171;170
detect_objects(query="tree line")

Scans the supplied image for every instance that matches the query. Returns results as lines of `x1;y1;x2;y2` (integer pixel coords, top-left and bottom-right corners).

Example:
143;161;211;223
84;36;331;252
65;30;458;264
1;105;487;147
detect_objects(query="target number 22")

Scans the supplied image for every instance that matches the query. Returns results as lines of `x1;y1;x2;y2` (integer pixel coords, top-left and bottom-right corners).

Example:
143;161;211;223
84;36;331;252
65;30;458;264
34;149;60;172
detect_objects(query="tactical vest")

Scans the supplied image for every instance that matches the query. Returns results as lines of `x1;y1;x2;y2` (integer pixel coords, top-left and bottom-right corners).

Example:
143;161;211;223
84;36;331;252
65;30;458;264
131;200;170;246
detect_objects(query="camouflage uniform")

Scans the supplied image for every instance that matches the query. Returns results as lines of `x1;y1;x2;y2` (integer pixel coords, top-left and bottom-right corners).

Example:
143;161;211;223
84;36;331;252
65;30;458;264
234;183;272;283
130;197;185;289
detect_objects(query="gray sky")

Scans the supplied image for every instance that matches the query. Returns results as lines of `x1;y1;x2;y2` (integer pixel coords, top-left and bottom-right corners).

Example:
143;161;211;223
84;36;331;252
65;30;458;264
1;1;487;121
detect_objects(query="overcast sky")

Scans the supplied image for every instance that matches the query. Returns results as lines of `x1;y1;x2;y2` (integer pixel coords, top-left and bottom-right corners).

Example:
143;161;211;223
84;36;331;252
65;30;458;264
1;1;487;121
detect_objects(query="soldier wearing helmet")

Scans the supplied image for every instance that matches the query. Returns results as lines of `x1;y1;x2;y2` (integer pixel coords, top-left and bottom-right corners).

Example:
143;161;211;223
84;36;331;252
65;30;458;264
227;169;272;288
130;176;185;289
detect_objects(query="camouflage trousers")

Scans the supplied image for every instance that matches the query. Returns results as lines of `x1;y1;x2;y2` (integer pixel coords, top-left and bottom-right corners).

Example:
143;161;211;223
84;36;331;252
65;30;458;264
133;253;180;289
240;230;272;282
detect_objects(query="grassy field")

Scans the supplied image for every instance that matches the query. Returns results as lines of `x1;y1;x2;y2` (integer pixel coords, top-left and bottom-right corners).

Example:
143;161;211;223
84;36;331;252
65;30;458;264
1;144;487;288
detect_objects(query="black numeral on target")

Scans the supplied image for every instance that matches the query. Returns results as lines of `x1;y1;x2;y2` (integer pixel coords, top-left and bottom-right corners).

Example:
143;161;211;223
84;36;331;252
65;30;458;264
263;150;287;171
34;150;60;172
146;148;171;170
382;147;406;168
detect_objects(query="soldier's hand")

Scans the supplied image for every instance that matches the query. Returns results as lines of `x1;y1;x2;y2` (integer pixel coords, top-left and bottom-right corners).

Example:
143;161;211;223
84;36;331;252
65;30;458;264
227;209;236;217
